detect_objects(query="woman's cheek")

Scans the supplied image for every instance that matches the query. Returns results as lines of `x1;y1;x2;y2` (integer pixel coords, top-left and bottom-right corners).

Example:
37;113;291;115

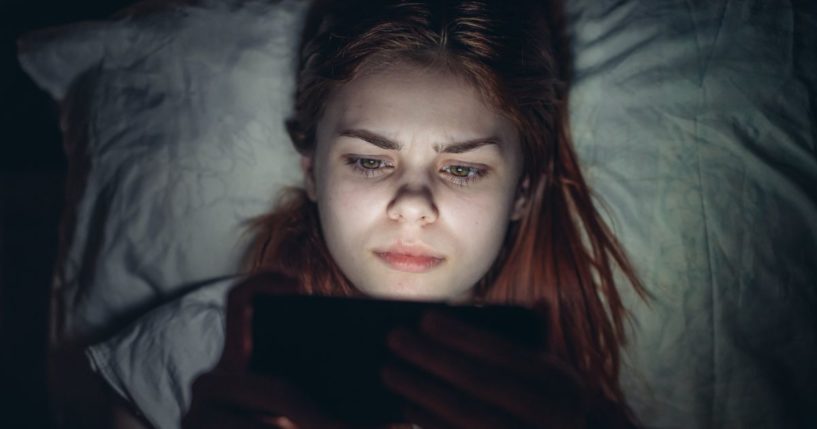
325;179;385;232
337;178;382;207
448;190;505;223
447;193;510;250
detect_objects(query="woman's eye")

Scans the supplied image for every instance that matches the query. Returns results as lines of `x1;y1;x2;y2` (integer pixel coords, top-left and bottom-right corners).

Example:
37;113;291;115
345;156;393;177
441;164;487;186
359;158;382;169
449;165;472;177
345;157;487;185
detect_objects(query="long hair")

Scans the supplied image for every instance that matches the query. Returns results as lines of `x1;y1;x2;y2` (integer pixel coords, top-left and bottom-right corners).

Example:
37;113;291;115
246;0;647;416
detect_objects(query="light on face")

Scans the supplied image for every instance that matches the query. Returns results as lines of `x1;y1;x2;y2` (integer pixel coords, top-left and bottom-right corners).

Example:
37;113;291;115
306;62;525;301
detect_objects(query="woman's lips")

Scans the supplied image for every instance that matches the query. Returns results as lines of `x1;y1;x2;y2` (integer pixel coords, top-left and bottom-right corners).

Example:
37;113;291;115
374;251;444;273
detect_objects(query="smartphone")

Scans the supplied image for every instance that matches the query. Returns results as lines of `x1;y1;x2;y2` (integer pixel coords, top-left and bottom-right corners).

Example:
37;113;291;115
249;293;546;427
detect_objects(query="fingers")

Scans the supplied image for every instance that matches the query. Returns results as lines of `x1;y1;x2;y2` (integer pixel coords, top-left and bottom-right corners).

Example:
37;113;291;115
418;310;539;371
182;406;278;429
400;402;457;429
386;327;562;427
385;311;590;427
187;371;344;429
418;310;585;397
381;361;522;429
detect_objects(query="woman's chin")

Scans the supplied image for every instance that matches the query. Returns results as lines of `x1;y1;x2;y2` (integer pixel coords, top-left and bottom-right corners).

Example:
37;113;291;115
363;286;449;302
356;279;470;302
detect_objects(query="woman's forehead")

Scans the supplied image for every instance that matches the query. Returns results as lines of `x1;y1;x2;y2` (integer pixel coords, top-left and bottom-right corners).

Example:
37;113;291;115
319;62;518;148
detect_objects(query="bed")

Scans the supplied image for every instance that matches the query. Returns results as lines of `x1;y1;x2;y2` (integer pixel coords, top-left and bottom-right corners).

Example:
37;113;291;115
17;0;817;427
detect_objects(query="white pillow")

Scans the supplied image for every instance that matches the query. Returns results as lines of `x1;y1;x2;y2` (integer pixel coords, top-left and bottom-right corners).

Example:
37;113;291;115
19;0;305;345
19;0;817;428
567;2;817;427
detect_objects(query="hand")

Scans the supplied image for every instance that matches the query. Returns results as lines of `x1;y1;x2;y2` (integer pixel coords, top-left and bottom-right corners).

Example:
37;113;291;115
182;271;347;429
183;370;346;429
381;310;591;429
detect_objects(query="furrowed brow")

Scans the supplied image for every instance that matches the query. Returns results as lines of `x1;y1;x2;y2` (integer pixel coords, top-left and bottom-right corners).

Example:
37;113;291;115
338;129;401;150
338;129;501;153
434;138;500;154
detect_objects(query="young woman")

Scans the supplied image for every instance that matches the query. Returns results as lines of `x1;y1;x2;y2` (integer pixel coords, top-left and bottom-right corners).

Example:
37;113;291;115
183;0;646;427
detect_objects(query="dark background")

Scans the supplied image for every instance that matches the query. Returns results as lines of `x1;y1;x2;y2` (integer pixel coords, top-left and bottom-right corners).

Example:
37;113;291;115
1;0;133;427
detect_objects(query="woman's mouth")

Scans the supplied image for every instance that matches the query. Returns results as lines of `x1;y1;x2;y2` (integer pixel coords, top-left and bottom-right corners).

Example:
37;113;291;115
374;251;445;273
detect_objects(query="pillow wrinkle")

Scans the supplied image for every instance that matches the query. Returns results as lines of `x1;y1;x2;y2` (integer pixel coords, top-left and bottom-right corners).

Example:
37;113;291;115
17;0;817;427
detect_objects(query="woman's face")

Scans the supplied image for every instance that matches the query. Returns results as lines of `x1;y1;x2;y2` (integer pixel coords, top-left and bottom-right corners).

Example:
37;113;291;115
304;62;527;301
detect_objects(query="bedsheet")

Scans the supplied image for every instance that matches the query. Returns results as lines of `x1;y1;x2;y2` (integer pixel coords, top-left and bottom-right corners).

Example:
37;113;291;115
17;0;817;428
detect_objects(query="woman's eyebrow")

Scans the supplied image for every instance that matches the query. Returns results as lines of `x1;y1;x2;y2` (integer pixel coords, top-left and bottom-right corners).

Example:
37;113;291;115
338;128;501;153
339;129;400;150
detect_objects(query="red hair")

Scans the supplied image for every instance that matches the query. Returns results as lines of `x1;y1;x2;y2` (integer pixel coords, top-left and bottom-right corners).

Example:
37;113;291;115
246;0;647;420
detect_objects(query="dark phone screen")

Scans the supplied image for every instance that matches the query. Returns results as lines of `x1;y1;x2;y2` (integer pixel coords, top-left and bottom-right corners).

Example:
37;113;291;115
250;295;544;426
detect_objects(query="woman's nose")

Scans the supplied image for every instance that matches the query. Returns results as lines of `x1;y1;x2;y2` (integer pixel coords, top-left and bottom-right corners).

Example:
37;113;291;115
387;186;438;226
